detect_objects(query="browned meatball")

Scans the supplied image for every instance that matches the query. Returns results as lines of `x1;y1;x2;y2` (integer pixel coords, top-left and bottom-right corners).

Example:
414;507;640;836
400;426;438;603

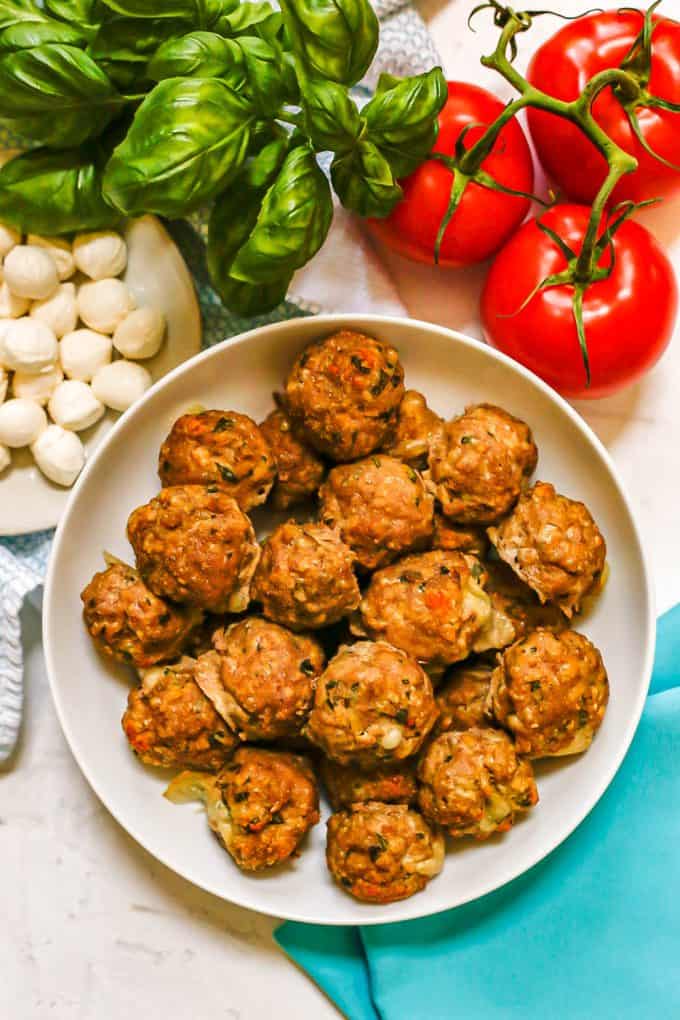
481;560;566;648
418;727;538;839
319;757;418;810
127;485;260;614
193;617;325;742
259;401;326;510
158;410;276;511
356;550;491;671
319;455;434;571
431;513;489;558
381;389;442;468
165;747;320;871
81;563;202;669
305;641;438;766
285;331;404;461
434;662;495;735
252;521;360;631
427;404;537;525
122;660;238;770
487;481;607;618
487;628;609;758
326;802;444;903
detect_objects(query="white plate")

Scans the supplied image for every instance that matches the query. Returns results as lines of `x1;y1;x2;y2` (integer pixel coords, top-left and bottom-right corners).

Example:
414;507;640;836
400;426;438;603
0;215;201;536
43;314;654;926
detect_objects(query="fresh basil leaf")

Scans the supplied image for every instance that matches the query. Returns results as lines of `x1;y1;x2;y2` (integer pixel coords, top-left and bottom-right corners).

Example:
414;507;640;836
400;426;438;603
0;20;87;52
236;36;288;115
244;135;290;187
0;44;122;148
375;71;401;95
302;77;362;153
279;0;378;86
218;2;281;38
361;68;447;178
99;0;210;20
103;77;254;216
45;0;101;38
89;12;191;91
229;144;332;284
331;139;402;217
147;31;243;82
0;1;50;31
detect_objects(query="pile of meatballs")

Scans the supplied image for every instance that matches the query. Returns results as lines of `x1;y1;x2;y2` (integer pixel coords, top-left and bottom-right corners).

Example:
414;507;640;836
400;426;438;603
81;330;609;905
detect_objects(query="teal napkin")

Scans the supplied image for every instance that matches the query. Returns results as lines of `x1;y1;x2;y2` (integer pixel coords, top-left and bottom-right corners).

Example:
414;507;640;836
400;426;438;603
277;605;680;1019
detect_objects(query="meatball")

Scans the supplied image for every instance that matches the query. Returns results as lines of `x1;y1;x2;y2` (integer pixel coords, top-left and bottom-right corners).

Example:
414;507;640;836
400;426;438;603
431;513;489;558
319;757;418;810
252;520;360;631
319;455;434;571
127;485;260;614
158;410;276;511
259;400;326;510
165;747;320;871
285;330;404;461
434;662;495;735
381;389;442;468
427;403;537;524
305;641;438;766
480;559;566;648
418;727;538;839
122;659;238;770
81;562;202;669
487;628;609;758
193;618;325;742
356;550;491;671
326;802;444;903
487;481;607;617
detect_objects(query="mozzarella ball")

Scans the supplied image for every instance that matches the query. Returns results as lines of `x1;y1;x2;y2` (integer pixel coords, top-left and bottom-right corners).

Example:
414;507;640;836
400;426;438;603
0;443;10;473
0;282;29;319
12;364;63;405
27;235;75;281
0;222;21;259
0;366;8;402
3;318;58;374
112;306;166;360
4;245;59;300
0;319;10;365
92;360;151;412
30;282;78;339
0;398;47;447
59;329;112;382
73;231;127;280
48;380;105;432
78;278;135;334
31;424;85;486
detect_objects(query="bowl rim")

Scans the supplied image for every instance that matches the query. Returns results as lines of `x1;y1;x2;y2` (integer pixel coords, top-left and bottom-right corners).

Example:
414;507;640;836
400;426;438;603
43;313;656;925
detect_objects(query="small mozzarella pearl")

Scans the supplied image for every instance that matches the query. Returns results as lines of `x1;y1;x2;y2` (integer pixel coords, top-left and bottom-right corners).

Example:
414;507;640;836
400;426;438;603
380;726;403;750
78;278;135;334
0;442;10;473
59;329;112;382
30;281;78;339
12;364;63;405
112;306;166;360
3;318;58;374
4;245;59;300
31;424;85;486
0;398;47;447
0;222;21;259
27;234;75;281
48;380;104;432
0;281;29;319
91;360;152;412
73;231;127;280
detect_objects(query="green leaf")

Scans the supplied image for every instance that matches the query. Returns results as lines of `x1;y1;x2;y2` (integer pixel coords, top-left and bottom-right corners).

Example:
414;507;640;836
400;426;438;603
147;31;244;83
102;76;254;216
0;19;87;52
237;36;289;115
279;0;378;86
45;0;101;38
229;144;332;284
362;68;448;178
217;2;281;38
89;12;192;90
302;77;362;153
99;0;210;19
0;1;50;31
331;139;402;218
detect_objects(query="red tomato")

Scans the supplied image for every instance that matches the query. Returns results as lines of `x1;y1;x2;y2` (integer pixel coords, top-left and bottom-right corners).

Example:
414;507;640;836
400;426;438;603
367;81;534;267
481;204;677;399
527;10;680;205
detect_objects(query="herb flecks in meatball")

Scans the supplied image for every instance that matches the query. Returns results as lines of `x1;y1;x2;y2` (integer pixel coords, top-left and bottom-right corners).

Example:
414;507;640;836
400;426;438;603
194;618;324;742
326;802;444;903
127;485;260;614
285;331;404;461
434;662;495;735
381;389;442;468
319;454;434;571
158;409;276;511
487;481;606;617
428;403;537;524
259;400;326;510
81;562;202;669
431;513;489;557
319;757;418;810
487;628;609;758
418;727;538;839
305;641;438;767
122;659;238;770
252;520;360;631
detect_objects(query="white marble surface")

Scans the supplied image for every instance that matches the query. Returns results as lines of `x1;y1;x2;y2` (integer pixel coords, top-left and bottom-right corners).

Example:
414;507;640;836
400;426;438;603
3;2;680;1018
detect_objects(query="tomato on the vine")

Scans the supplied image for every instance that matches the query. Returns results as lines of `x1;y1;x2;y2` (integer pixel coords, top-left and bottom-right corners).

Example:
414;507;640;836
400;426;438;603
527;10;680;205
367;81;534;267
481;204;677;399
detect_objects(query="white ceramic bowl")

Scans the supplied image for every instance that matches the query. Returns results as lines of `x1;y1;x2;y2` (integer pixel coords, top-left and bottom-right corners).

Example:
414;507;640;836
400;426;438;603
43;314;654;926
